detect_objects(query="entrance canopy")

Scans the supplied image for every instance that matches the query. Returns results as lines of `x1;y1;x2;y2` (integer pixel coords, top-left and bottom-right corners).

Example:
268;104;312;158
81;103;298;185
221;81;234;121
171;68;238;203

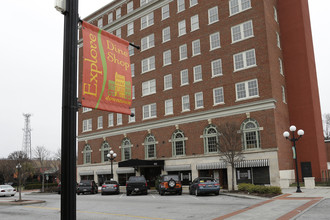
118;159;164;168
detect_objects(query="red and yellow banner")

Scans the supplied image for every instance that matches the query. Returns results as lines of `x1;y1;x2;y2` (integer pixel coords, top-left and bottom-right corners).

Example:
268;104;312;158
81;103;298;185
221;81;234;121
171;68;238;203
82;21;132;115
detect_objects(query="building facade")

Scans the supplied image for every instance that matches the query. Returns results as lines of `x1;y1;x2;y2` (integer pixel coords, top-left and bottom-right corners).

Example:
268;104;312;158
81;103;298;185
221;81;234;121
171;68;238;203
77;0;327;189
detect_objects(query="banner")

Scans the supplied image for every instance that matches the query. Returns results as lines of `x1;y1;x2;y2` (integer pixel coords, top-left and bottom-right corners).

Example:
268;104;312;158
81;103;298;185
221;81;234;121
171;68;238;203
82;21;132;115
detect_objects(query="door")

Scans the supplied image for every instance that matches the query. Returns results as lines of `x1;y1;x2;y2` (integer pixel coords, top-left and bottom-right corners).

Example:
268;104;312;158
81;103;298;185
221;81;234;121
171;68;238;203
301;162;312;179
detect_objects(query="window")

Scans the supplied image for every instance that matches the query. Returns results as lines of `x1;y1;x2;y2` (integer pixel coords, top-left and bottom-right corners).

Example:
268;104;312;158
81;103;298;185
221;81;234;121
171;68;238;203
117;113;122;125
101;142;110;163
142;79;156;96
210;32;221;50
190;15;199;32
164;74;172;90
162;27;171;43
141;56;155;73
108;113;114;127
116;28;121;38
193;65;202;82
129;44;134;56
97;18;103;28
182;95;190;112
178;20;186;36
177;0;185;13
203;125;219;154
131;63;135;77
282;86;286;103
172;130;186;156
195;92;204;109
165;99;173;115
276;32;281;48
140;0;151;6
192;39;201;56
143;103;157;119
162;4;170;20
121;138;131;161
83;145;92;164
163;50;172;66
97;116;103;129
129;108;136;123
127;1;134;13
208;7;219;24
141;34;155;51
82;107;92;113
213;87;224;105
141;12;154;30
127;22;134;36
116;8;121;19
236;79;259;100
279;58;284;75
83;119;92;132
241;118;261;150
179;44;187;60
233;49;256;71
274;6;278;22
180;69;189;86
132;85;135;99
231;20;253;43
229;0;251;16
190;0;198;7
211;59;223;77
145;134;156;158
108;12;113;24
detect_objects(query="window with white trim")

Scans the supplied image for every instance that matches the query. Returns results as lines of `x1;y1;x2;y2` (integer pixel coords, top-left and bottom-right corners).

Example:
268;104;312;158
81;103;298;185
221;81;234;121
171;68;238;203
162;4;170;20
208;6;219;24
177;0;185;13
101;142;110;163
241;118;261;150
180;69;189;86
213;87;224;105
83;119;92;132
141;34;155;51
163;50;172;66
274;6;278;22
132;85;135;99
140;0;151;7
164;74;172;90
233;49;256;71
97;18;103;28
129;108;135;123
108;113;114;127
211;59;222;77
108;12;113;24
142;79;156;96
165;99;173;115
141;56;155;73
116;28;121;38
172;130;186;156
229;0;251;16
145;134;156;159
190;15;199;32
127;22;134;36
179;44;187;60
141;12;154;30
203;125;219;154
162;27;171;43
97;116;103;129
279;58;284;75
276;32;281;48
131;63;135;77
82;107;92;113
231;20;253;43
235;79;259;100
193;65;202;82
127;1;134;13
178;20;186;36
210;32;221;50
121;138;131;161
192;39;201;56
182;95;190;111
83;145;92;164
129;44;134;56
143;103;157;119
282;86;286;103
116;8;121;19
190;0;198;7
195;92;204;109
117;113;122;125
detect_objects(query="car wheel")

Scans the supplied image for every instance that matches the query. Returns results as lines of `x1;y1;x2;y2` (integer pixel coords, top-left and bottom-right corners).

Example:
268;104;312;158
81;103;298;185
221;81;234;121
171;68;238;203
77;192;80;195
160;191;165;196
215;191;219;196
195;189;199;196
178;191;182;195
126;191;130;196
11;194;14;196
144;191;148;195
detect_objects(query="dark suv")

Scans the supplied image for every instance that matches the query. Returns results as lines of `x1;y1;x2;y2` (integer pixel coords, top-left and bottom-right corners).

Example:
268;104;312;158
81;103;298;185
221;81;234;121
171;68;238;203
158;175;182;195
77;180;98;195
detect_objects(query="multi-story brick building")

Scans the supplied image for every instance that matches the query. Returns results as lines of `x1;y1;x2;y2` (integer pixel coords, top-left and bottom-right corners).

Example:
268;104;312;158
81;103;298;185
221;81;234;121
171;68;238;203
77;0;327;189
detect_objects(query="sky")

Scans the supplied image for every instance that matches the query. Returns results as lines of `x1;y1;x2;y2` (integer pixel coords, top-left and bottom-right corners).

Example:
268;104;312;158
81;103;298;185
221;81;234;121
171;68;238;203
0;0;329;159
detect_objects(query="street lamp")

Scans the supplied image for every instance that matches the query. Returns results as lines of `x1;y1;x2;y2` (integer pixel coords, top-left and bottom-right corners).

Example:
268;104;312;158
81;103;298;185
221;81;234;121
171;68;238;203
107;150;117;179
283;125;304;193
16;163;22;201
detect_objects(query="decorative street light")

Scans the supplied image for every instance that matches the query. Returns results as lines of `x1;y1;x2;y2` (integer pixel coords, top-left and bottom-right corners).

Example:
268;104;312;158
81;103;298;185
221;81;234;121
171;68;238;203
283;125;305;193
16;163;22;201
107;150;117;179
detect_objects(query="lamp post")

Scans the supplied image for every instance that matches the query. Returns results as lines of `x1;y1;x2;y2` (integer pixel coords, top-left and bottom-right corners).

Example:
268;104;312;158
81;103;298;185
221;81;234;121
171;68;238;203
107;150;117;179
283;125;304;193
16;163;22;201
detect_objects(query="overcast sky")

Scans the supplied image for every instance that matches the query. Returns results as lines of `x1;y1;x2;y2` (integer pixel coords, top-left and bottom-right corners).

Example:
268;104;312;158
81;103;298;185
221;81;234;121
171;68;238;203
0;0;328;159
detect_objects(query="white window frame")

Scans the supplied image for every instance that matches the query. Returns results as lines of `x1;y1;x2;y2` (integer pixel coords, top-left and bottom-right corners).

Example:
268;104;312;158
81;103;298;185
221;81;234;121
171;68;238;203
116;28;121;38
211;59;223;77
165;99;174;115
276;32;281;49
132;85;135;99
182;95;190;112
141;56;155;73
190;15;199;32
141;34;155;51
108;113;114;127
140;0;151;7
142;79;156;96
141;12;154;30
162;4;170;20
117;113;122;125
177;0;185;13
193;65;202;82
127;22;134;36
282;86;286;103
208;6;219;25
229;0;252;16
127;1;134;13
195;92;204;109
279;58;284;75
143;103;157;120
82;107;92;113
190;0;198;7
108;12;113;24
164;74;172;90
97;116;103;129
178;20;186;36
210;32;221;51
83;119;92;132
231;20;254;43
129;108;136;123
129;44;134;56
163;50;172;66
213;87;224;105
116;8;121;19
162;27;171;43
179;44;188;61
274;6;278;22
192;39;201;56
97;18;103;28
180;69;189;86
235;79;259;101
131;63;135;77
233;49;256;72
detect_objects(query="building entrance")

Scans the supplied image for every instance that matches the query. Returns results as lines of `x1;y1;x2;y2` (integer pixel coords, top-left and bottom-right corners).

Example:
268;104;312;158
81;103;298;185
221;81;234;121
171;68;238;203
140;167;162;187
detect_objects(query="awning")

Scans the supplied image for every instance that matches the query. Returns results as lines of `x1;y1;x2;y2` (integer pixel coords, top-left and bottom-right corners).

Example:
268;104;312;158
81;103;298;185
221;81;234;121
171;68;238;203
116;167;135;174
119;159;164;167
164;164;191;172
235;159;269;168
196;162;227;170
96;170;111;175
79;171;94;176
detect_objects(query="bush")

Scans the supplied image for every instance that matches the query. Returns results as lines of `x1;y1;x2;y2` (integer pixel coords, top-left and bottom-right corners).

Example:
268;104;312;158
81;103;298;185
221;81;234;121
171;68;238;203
24;183;58;190
238;183;282;195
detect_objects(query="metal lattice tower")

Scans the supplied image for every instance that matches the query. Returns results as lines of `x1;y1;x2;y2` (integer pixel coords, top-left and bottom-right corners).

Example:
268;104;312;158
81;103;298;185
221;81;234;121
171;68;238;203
22;113;32;159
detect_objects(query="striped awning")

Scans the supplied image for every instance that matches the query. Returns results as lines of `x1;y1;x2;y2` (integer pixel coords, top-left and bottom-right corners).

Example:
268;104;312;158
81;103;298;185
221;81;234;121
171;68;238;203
96;170;111;175
116;167;135;174
164;164;191;172
234;159;269;168
79;171;94;176
196;162;227;170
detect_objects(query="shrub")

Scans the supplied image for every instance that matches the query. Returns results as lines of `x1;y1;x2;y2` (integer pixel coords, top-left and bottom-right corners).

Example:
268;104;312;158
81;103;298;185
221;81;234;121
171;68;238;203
238;183;282;195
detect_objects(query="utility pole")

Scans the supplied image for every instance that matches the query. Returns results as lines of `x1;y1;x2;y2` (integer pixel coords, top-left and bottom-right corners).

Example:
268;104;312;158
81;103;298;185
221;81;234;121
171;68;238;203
22;113;32;159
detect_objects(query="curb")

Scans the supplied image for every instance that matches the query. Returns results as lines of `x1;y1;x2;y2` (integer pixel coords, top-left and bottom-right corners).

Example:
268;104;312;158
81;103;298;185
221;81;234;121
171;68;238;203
0;200;46;206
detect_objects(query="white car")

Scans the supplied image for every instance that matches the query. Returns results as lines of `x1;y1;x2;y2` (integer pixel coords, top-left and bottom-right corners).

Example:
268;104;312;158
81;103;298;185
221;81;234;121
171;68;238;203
0;185;16;197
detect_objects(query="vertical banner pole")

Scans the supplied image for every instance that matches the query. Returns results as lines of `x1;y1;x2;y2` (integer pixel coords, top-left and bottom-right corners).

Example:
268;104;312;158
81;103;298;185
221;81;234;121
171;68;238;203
61;0;78;219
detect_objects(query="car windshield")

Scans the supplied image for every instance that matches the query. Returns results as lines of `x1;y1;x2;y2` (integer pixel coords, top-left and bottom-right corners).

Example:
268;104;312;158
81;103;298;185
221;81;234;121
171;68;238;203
199;178;216;183
0;185;12;189
129;176;145;181
163;175;180;181
104;181;117;184
79;182;91;186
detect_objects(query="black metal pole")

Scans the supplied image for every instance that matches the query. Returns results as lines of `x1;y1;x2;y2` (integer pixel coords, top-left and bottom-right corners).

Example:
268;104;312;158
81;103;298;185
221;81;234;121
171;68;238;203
292;132;302;193
61;0;78;219
110;157;113;179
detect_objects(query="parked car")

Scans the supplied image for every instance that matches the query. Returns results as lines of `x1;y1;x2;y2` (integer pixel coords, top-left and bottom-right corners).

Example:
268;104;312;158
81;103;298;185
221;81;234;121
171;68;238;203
77;180;98;195
0;185;16;197
101;180;120;195
126;176;148;196
57;182;61;194
189;177;220;196
158;175;182;195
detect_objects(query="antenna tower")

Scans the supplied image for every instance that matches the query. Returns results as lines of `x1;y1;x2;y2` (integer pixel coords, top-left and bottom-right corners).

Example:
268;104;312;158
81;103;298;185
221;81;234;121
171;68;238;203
22;113;32;159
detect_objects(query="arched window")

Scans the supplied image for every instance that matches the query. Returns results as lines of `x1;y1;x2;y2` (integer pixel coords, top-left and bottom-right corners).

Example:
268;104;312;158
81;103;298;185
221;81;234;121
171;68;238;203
241;118;261;150
203;125;219;154
83;144;92;164
171;130;186;156
101;141;110;163
121;138;131;161
145;134;156;159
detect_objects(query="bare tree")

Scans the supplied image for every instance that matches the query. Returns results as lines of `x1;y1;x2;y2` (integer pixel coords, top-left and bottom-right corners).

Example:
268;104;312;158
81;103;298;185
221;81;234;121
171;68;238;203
323;113;330;140
217;122;244;191
33;146;51;192
7;151;34;186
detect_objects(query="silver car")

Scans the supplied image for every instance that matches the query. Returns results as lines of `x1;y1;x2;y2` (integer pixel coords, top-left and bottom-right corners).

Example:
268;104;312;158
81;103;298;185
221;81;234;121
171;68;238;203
0;185;16;197
101;180;120;195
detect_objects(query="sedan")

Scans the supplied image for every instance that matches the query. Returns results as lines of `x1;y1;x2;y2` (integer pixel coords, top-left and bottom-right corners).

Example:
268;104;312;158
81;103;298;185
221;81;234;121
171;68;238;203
189;177;220;196
0;185;16;197
101;180;120;195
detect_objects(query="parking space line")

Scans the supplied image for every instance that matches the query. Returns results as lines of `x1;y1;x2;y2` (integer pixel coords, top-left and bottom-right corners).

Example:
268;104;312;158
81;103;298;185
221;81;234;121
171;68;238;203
151;194;156;199
119;193;124;198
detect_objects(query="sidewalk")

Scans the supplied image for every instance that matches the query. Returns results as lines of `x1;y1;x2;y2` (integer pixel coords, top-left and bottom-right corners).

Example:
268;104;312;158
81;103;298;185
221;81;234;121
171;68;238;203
0;189;45;206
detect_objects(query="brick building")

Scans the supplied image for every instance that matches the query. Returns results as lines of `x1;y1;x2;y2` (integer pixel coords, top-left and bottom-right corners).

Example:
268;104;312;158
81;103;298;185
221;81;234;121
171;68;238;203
77;0;327;189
